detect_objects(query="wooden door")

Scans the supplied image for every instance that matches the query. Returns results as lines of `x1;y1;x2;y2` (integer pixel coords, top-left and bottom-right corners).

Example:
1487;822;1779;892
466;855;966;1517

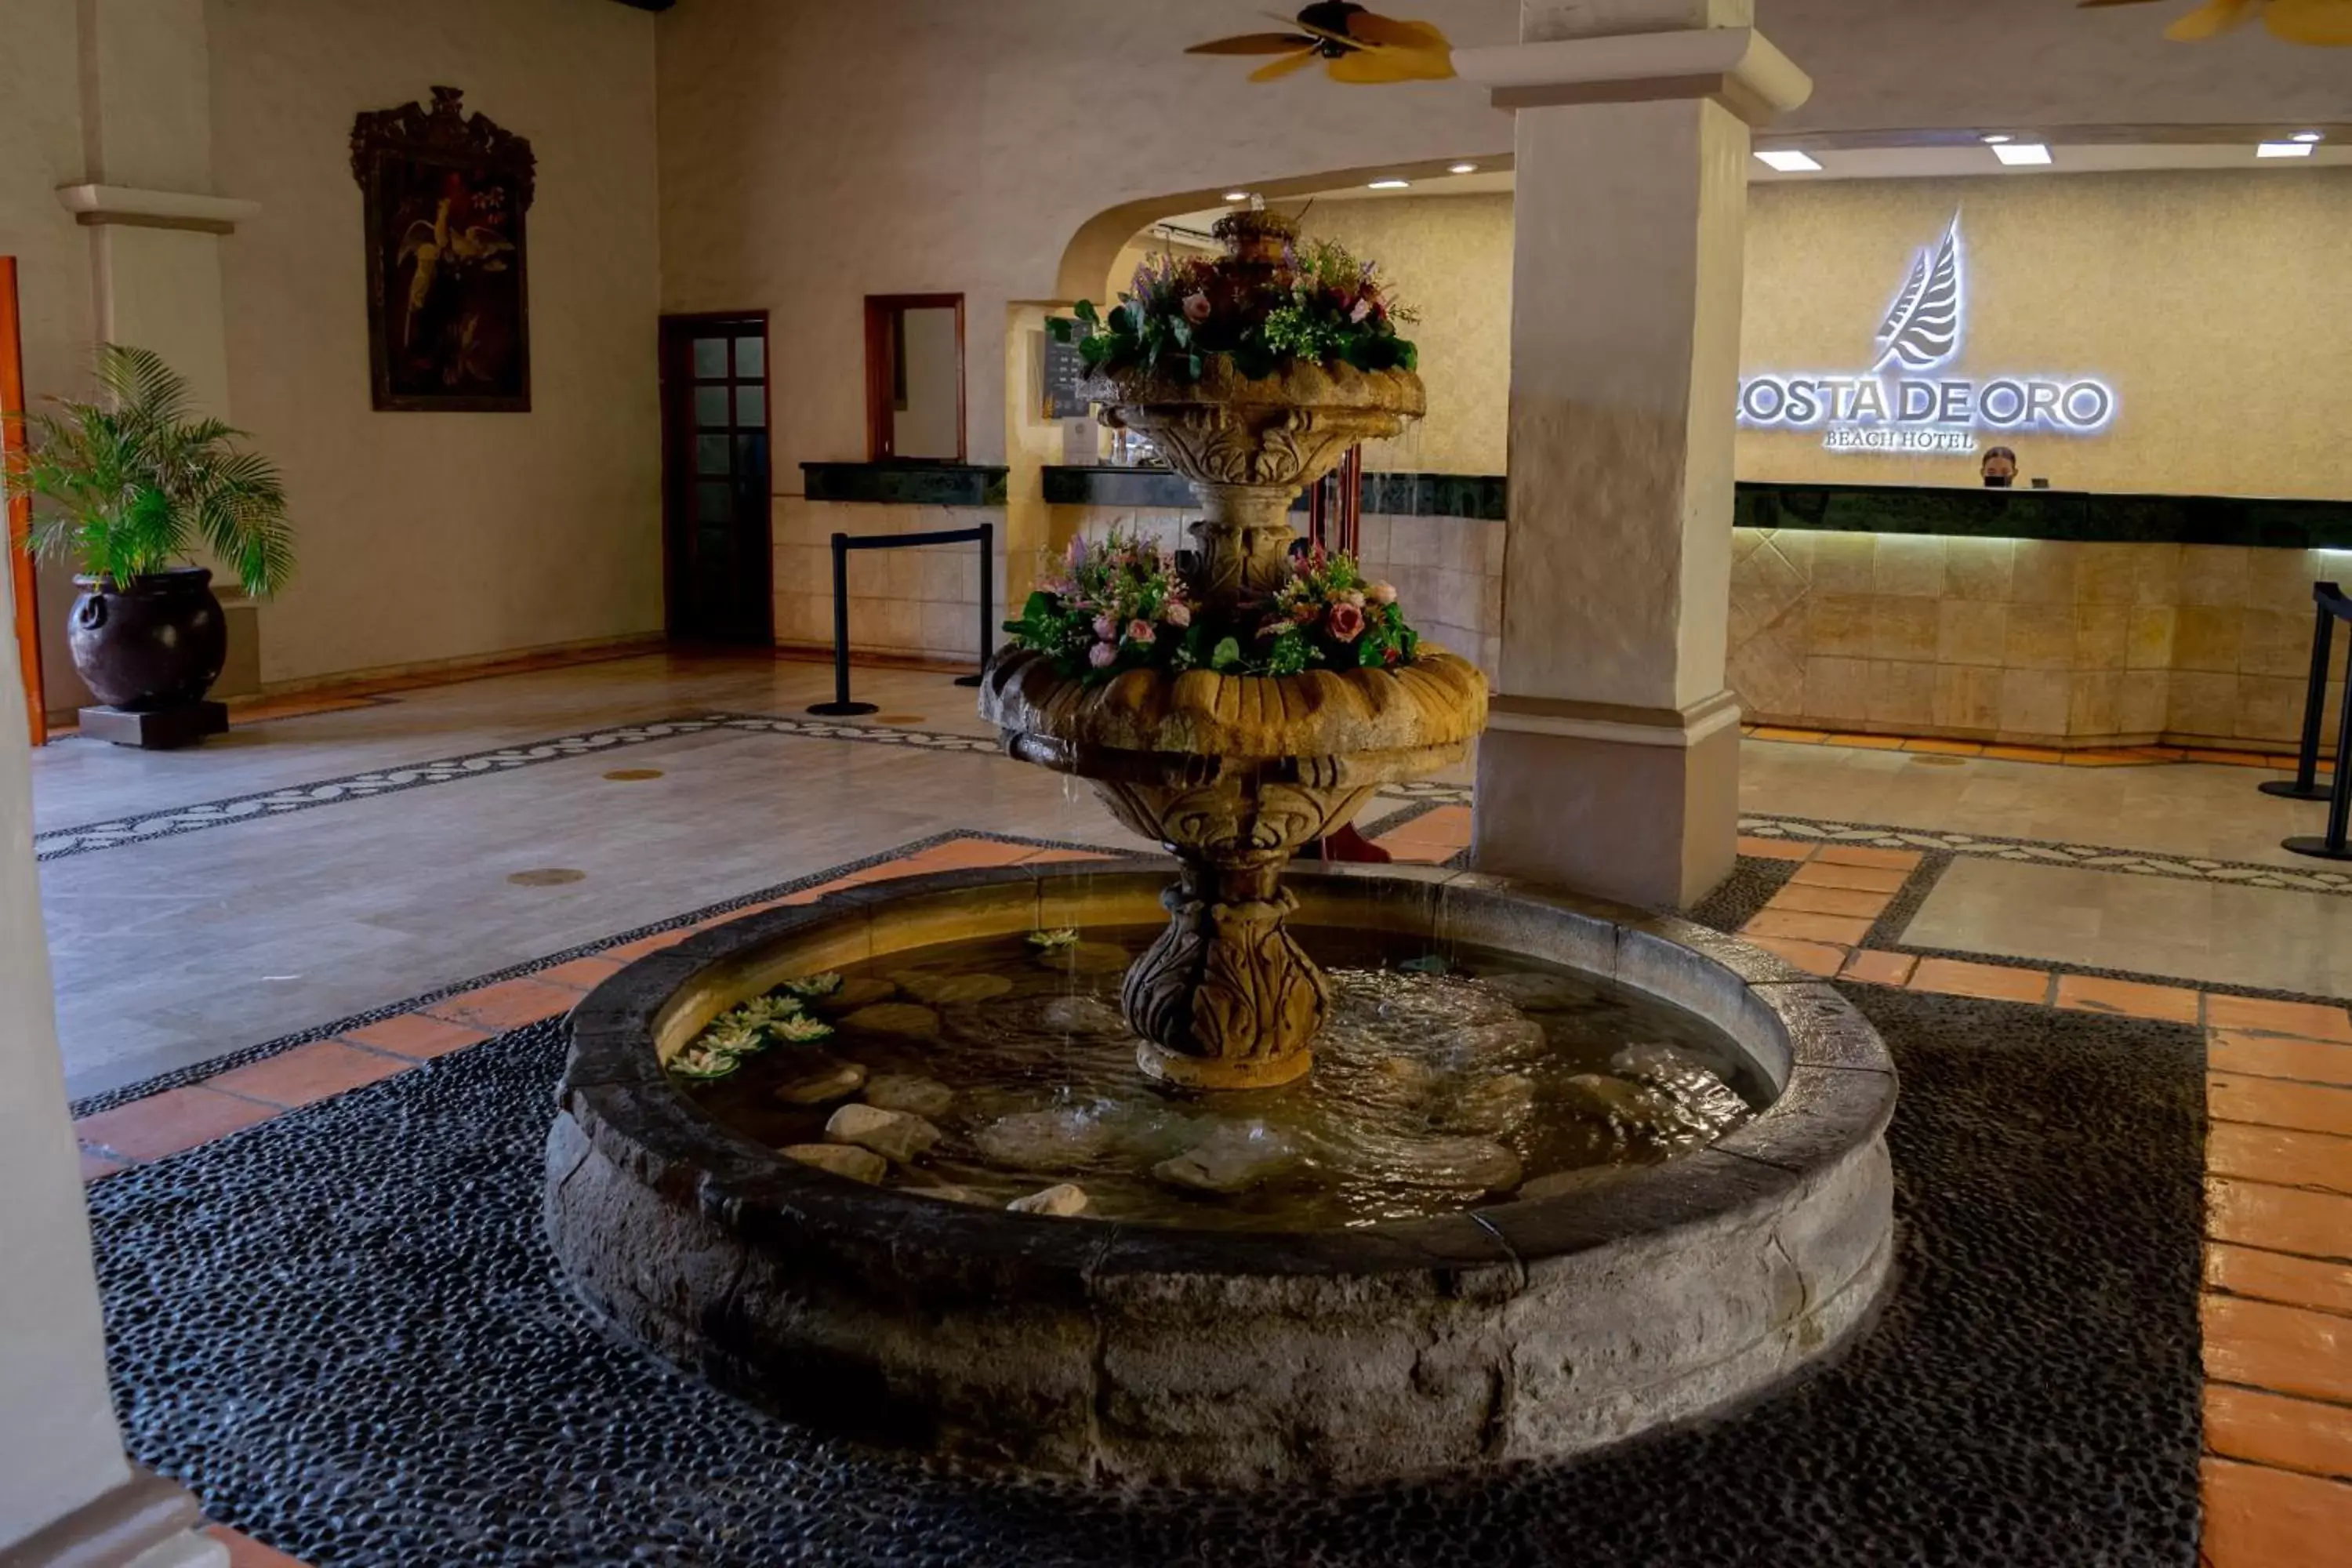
658;313;773;643
0;258;43;745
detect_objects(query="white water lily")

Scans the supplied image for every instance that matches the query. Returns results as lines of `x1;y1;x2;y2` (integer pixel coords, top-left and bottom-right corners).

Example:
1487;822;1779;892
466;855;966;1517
782;972;844;999
670;1044;742;1080
1028;928;1081;949
770;1015;836;1044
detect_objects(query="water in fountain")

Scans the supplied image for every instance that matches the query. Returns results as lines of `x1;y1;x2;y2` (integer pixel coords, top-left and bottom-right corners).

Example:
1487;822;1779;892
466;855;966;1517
677;925;1759;1232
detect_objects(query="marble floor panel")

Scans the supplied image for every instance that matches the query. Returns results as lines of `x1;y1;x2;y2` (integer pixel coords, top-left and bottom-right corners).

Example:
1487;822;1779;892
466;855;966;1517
1740;739;2339;872
1900;857;2352;998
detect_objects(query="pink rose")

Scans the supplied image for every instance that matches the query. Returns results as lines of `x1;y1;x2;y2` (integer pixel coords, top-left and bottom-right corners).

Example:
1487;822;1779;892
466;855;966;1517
1369;581;1397;605
1162;600;1192;628
1327;601;1367;641
1182;292;1212;325
1088;641;1116;669
1092;614;1117;641
1127;618;1156;644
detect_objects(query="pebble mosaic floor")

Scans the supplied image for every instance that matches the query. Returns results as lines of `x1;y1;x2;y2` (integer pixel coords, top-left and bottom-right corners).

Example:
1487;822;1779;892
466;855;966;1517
66;816;2352;1566
85;836;2206;1567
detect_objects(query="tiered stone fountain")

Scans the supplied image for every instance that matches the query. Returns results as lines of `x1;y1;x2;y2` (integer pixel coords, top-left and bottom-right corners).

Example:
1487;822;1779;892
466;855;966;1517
980;354;1485;1090
544;219;1896;1487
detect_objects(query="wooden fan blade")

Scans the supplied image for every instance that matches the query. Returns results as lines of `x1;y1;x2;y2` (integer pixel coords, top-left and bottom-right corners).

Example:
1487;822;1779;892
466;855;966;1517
1249;48;1323;81
1325;46;1452;82
1342;13;1454;52
2265;0;2352;45
1189;32;1317;55
2162;0;2258;39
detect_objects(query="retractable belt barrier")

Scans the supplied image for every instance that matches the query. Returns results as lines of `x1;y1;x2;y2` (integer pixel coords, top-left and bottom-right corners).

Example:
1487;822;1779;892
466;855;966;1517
806;523;994;717
2267;581;2352;862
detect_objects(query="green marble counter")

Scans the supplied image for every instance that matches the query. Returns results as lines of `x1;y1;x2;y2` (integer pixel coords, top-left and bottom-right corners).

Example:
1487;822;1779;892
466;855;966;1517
800;462;1008;507
1737;481;2352;550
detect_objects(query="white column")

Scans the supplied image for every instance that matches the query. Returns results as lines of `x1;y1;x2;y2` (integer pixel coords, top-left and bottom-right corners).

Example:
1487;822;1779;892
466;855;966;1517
2;568;220;1565
1454;2;1809;908
2;5;234;1555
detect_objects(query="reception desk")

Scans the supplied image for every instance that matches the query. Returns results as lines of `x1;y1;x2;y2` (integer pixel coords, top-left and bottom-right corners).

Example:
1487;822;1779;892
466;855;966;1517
1730;481;2352;750
782;463;2348;751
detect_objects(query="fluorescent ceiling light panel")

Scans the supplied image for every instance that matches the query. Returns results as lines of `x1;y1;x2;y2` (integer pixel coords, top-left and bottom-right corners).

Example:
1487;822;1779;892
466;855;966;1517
1448;162;1479;174
1980;133;2013;144
2258;141;2314;158
1367;178;1410;189
1222;191;1250;201
2292;131;2323;143
1991;143;2053;165
1753;150;1823;172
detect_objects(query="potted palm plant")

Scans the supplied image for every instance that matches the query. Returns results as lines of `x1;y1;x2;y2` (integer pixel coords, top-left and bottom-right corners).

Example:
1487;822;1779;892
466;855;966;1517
3;344;292;746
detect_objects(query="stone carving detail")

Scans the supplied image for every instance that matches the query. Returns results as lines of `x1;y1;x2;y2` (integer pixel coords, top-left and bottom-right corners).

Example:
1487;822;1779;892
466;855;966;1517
1123;876;1328;1090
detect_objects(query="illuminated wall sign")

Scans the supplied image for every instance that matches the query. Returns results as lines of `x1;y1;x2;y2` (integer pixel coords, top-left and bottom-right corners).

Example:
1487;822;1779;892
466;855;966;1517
1737;213;2117;456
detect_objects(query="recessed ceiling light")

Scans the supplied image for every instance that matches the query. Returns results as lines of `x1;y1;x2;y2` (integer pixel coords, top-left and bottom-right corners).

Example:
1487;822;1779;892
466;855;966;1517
1754;149;1823;172
2258;141;2315;158
1222;191;1250;201
1367;178;1410;190
1991;142;2053;166
1980;133;2013;144
2292;131;2324;143
1448;162;1479;174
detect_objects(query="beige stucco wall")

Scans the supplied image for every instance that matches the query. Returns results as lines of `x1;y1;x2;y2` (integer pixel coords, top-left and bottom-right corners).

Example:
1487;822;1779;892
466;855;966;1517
0;0;103;713
207;0;664;686
1295;194;1512;477
1738;168;2352;500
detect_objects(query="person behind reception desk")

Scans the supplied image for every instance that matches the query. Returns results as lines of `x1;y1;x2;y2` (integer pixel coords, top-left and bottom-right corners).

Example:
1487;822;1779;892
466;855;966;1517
1980;446;2018;488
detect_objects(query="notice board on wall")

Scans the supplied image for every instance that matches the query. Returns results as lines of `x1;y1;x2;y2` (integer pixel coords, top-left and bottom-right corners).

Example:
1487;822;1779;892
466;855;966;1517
1041;321;1091;419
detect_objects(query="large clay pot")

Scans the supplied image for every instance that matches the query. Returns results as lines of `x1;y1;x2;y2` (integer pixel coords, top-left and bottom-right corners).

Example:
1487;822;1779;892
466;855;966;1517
67;568;227;711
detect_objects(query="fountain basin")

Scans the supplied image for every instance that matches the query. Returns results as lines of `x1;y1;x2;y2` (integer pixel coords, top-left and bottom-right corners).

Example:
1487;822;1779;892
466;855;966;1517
544;862;1895;1489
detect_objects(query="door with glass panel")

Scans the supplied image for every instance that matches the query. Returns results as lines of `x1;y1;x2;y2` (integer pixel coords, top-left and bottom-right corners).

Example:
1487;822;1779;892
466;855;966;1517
659;313;772;642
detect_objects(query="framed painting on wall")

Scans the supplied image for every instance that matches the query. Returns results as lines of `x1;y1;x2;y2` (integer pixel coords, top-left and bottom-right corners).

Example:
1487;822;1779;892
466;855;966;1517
350;86;535;412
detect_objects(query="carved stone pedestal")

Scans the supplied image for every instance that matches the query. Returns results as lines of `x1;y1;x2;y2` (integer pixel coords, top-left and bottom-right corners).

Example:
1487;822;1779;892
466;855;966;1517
983;649;1486;1090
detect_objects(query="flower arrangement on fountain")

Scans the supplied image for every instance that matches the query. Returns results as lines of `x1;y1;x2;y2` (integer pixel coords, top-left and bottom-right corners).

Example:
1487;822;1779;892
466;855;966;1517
1055;227;1417;383
1005;528;1418;683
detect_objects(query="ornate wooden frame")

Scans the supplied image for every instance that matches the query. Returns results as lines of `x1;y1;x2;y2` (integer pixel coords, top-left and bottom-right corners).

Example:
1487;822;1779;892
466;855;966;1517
350;86;536;412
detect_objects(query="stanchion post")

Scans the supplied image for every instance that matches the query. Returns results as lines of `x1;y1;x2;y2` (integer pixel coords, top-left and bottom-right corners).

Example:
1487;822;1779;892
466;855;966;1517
807;531;880;716
2283;585;2352;862
954;521;994;689
2260;581;2338;802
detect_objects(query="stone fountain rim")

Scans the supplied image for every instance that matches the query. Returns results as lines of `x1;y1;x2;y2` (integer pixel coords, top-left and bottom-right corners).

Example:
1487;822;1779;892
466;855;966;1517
1078;357;1426;419
978;647;1488;764
557;860;1896;1281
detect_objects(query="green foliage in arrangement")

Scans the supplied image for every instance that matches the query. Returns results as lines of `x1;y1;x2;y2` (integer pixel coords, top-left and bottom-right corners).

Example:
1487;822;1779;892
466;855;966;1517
1004;528;1421;686
1050;236;1418;384
2;344;294;595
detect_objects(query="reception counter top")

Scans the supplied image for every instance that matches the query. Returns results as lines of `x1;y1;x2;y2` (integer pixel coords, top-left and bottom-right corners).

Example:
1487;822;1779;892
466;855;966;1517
1737;480;2352;550
1033;466;2352;548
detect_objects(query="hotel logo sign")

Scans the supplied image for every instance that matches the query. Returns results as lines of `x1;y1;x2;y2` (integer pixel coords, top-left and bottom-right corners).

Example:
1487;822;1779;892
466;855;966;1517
1737;212;2116;456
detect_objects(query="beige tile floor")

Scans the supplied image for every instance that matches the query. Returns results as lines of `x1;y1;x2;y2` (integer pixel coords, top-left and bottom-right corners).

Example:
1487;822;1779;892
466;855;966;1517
1903;858;2352;997
30;650;2343;1097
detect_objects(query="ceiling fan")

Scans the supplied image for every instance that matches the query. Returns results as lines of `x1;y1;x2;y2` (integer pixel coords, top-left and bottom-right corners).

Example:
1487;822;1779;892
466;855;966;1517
1188;4;1457;84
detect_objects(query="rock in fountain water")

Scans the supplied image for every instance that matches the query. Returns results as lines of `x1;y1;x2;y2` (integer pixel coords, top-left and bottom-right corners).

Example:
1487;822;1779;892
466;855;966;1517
862;1073;956;1118
974;1105;1117;1172
1437;1073;1537;1137
825;1103;942;1164
1007;1183;1090;1217
780;1143;887;1185
840;1002;941;1037
1377;1133;1523;1195
820;976;897;1010
1152;1122;1301;1196
893;971;1013;1004
1039;994;1126;1035
773;1059;867;1106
